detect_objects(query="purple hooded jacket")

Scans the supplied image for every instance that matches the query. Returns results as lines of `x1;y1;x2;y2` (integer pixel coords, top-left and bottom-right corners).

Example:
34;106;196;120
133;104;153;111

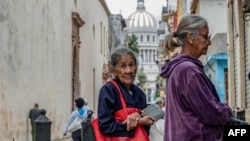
160;54;232;141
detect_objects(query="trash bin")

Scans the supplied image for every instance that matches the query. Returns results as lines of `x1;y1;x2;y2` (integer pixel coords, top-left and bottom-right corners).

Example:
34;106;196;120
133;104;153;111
82;110;96;141
34;109;52;141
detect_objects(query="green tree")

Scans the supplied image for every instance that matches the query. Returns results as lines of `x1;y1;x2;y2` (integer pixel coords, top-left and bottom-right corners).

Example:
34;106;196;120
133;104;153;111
137;72;147;87
128;34;139;54
154;89;160;100
154;74;161;100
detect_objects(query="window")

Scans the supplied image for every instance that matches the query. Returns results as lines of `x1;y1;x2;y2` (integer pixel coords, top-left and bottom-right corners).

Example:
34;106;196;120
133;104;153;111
93;25;95;39
140;35;143;42
100;22;103;53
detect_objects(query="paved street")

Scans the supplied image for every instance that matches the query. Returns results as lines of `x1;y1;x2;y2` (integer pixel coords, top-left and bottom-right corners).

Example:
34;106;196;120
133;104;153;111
53;137;71;141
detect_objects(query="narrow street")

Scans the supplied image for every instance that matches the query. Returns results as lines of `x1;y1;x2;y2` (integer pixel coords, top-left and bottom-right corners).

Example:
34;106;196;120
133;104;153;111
1;0;250;140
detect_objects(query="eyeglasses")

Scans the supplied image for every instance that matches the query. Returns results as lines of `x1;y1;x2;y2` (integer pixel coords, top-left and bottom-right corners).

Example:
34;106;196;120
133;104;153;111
199;34;211;41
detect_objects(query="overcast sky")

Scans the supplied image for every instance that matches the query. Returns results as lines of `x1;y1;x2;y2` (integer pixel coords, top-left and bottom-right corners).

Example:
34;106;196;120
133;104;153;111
106;0;177;22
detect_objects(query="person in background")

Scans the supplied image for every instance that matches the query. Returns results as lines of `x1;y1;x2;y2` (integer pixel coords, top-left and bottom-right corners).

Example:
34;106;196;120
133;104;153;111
155;97;164;109
64;97;90;141
161;14;233;141
82;98;94;121
29;103;41;141
149;97;165;141
97;47;154;140
84;98;88;106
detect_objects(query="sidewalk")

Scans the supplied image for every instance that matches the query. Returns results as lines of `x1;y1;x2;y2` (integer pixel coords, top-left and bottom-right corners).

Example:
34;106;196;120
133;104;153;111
53;137;71;141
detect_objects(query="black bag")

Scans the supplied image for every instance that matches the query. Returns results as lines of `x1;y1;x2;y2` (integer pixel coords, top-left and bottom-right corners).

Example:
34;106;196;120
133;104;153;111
226;117;249;125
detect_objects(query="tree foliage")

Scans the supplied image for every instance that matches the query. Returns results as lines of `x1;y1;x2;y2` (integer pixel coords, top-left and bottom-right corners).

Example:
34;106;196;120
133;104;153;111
137;72;147;87
128;34;139;54
154;74;161;100
154;89;160;100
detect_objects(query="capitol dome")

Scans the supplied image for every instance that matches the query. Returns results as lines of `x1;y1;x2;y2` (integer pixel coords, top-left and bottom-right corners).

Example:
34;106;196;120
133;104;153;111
127;0;157;28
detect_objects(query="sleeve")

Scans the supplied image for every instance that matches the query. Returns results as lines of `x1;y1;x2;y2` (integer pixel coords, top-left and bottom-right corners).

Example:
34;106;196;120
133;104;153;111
185;72;233;125
97;83;135;137
64;111;76;133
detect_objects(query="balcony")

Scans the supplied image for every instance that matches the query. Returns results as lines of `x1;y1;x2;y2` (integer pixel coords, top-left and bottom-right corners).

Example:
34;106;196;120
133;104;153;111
161;6;176;22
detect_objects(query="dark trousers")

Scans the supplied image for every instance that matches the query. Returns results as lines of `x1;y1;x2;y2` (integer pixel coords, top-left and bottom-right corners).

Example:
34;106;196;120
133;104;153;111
72;129;81;141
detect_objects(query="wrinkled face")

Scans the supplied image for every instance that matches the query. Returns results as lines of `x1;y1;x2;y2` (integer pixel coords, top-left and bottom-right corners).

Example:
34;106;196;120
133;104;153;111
192;24;211;57
113;54;137;89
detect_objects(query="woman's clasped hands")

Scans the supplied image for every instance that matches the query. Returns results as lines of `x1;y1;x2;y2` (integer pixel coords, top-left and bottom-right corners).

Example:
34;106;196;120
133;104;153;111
123;112;154;131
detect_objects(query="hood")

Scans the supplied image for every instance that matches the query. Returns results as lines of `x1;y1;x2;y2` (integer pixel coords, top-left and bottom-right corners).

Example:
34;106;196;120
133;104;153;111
160;54;203;78
77;108;86;117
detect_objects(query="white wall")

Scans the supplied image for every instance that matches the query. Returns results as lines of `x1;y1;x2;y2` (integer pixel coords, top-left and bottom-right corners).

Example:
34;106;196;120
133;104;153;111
0;0;109;140
200;0;227;37
78;0;110;116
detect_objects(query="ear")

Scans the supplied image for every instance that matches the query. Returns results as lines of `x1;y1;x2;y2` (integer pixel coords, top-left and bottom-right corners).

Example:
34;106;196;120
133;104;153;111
186;32;194;44
111;68;117;77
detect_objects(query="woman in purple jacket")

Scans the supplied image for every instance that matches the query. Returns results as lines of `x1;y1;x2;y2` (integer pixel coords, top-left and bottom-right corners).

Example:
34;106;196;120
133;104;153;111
160;14;233;141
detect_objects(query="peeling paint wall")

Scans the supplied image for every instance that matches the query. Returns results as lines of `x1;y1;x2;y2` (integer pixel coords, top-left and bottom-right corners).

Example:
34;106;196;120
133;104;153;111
0;0;109;140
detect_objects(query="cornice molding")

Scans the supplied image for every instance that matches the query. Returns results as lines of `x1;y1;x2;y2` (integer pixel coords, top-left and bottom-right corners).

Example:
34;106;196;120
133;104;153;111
72;12;85;27
99;0;111;16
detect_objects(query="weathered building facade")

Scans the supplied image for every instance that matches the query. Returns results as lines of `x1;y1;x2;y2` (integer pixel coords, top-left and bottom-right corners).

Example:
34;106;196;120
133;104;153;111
227;0;250;122
0;0;110;140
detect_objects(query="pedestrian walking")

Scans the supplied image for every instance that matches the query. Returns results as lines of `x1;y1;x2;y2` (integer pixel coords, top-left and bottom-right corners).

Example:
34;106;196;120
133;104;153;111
161;14;233;141
64;97;90;141
29;103;41;141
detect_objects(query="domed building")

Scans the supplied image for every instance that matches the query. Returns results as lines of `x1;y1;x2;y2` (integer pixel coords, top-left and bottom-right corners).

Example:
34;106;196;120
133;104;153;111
126;0;159;103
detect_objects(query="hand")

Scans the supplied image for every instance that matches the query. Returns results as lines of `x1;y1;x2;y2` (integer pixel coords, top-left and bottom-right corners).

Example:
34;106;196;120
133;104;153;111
122;112;141;131
139;115;154;126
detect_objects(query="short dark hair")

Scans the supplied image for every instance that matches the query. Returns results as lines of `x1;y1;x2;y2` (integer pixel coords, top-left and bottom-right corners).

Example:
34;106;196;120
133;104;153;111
75;97;85;108
34;103;39;108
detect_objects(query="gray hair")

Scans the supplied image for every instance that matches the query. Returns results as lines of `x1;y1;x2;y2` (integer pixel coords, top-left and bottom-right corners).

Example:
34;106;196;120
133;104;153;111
110;47;137;68
165;14;208;51
155;97;164;104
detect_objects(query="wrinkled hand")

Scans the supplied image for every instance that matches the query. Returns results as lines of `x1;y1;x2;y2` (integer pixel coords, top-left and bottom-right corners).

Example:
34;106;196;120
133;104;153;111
122;112;141;131
138;115;154;126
